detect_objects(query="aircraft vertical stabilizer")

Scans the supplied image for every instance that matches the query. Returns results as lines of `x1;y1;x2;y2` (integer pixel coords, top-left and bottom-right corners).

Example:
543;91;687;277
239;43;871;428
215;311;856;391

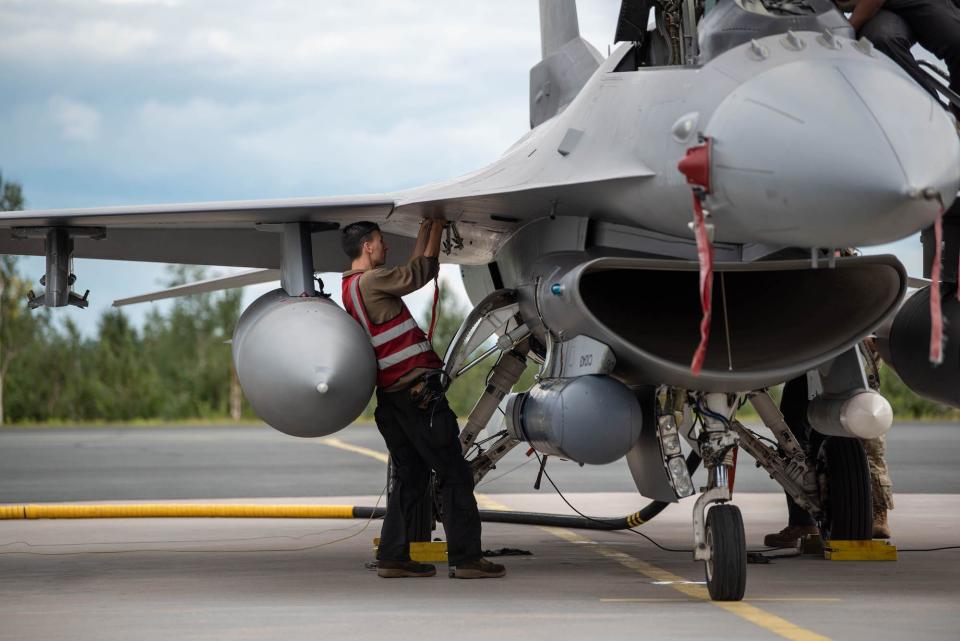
530;0;603;129
539;0;580;58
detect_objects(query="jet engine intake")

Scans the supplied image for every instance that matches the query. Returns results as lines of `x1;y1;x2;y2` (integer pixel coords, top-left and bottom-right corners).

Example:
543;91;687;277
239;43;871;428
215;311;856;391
526;254;905;391
232;289;377;437
504;375;643;465
876;285;960;408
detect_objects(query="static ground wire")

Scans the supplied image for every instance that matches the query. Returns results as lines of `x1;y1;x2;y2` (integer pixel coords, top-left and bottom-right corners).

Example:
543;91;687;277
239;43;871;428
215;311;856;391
898;545;960;552
475;456;536;488
526;450;791;555
467;429;509;460
530;451;693;554
526;452;960;558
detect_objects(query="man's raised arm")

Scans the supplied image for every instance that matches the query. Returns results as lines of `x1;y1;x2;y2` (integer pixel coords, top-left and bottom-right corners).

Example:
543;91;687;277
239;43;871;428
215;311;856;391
411;218;433;260
848;0;884;33
423;218;445;258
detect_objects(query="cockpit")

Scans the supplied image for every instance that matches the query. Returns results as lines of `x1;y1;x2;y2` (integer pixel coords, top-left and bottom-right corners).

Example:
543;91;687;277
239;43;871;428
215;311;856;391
611;0;853;71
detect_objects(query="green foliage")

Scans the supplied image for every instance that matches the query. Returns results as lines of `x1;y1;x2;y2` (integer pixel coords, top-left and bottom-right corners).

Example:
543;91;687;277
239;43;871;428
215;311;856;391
3;262;247;423
136;266;244;419
0;172;39;424
1;171;24;212
879;365;960;419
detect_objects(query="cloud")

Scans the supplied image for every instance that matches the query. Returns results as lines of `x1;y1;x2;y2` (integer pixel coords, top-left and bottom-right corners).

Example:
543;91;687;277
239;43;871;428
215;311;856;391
3;0;607;335
0;18;158;62
98;0;180;5
48;96;102;142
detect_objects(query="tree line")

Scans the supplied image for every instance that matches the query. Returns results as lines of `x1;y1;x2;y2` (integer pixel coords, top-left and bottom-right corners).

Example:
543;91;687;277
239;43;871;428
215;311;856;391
0;173;955;424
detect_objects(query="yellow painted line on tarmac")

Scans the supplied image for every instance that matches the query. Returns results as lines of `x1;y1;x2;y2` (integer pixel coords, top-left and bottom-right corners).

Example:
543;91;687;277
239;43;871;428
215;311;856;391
326;435;834;641
601;597;699;603
601;597;843;604
546;526;833;641
475;494;510;510
320;437;389;464
747;598;842;603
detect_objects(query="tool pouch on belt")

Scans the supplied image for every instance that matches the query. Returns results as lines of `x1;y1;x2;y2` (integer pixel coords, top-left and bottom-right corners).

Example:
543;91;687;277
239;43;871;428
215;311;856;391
407;370;446;410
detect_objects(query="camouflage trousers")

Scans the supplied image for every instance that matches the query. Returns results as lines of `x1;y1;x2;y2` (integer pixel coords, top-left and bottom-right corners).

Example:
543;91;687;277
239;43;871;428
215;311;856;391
860;340;894;513
861;435;894;512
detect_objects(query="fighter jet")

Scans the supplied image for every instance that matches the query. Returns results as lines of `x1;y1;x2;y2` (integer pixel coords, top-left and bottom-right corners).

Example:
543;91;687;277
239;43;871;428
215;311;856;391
1;0;958;601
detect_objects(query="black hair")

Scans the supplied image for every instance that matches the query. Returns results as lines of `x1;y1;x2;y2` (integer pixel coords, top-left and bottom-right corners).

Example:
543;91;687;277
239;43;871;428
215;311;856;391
341;221;381;260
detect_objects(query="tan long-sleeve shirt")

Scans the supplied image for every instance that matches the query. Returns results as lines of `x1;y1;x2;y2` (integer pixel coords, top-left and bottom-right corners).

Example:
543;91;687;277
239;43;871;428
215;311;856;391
343;255;440;390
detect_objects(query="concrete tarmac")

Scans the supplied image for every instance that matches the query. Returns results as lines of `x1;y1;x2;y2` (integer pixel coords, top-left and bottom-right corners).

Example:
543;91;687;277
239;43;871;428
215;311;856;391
1;420;959;502
1;423;959;640
1;493;957;641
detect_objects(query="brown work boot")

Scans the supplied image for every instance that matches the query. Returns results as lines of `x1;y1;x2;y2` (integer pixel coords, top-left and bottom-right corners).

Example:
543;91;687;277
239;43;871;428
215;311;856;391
449;558;506;579
873;508;892;539
376;560;436;578
763;524;819;548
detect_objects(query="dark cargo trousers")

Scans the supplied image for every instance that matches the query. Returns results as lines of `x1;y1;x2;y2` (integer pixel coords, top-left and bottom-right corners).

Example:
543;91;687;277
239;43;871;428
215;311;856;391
780;376;822;528
374;385;483;566
859;0;960;105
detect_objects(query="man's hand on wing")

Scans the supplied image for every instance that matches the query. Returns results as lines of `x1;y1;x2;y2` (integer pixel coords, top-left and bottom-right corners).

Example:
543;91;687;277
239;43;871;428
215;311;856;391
412;218;433;259
424;218;446;259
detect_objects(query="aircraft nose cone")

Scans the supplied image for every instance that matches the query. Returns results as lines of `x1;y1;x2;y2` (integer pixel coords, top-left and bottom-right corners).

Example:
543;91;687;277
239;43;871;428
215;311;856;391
704;57;960;247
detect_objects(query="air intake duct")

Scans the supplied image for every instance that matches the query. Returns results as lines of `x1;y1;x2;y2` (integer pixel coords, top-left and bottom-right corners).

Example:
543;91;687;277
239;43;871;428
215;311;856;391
528;254;906;392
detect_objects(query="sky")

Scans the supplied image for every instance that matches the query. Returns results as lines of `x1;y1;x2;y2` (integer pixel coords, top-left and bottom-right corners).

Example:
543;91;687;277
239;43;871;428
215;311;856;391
0;0;932;336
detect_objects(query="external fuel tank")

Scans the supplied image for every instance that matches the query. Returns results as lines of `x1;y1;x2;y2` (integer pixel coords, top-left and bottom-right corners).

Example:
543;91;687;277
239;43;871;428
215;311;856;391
232;289;376;438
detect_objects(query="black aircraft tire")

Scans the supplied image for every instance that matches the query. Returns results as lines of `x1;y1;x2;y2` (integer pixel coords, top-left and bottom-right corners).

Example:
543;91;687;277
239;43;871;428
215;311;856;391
820;436;873;541
704;504;747;601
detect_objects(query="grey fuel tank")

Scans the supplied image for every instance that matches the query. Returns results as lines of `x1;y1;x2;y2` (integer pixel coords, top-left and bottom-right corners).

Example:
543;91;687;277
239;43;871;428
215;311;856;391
232;289;376;437
505;375;643;465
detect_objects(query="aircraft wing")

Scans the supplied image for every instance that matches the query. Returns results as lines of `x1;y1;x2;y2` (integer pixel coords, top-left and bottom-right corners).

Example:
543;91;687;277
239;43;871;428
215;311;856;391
0;195;407;272
0;195;394;228
0;142;654;271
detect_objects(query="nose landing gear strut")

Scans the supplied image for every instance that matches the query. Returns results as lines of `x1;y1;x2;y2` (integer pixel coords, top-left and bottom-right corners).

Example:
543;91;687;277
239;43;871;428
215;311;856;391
691;392;746;601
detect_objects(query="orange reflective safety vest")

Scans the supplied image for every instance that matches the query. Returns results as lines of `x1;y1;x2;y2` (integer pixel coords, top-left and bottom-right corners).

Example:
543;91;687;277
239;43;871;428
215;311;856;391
342;272;443;389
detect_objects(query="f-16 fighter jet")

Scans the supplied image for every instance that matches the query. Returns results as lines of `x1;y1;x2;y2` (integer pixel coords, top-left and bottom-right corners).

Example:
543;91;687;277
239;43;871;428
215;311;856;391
1;0;958;601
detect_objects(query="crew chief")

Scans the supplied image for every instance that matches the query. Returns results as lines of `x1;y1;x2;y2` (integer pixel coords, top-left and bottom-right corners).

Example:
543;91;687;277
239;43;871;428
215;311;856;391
841;0;960;116
341;219;506;579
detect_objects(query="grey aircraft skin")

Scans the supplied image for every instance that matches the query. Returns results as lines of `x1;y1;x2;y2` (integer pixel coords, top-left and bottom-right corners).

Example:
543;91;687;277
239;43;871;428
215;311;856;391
2;0;959;601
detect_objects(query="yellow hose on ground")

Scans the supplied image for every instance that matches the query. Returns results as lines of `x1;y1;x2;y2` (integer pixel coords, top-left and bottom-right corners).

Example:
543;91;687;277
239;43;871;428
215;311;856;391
0;504;356;520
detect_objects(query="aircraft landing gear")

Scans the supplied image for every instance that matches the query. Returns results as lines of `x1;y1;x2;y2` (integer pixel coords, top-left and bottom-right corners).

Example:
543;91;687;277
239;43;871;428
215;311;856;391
705;504;747;600
818;436;873;542
441;288;531;485
690;392;746;601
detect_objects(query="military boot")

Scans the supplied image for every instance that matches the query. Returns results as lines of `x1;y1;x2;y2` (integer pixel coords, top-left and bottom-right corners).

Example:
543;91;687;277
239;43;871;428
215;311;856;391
449;558;506;579
377;560;437;578
763;524;819;548
873;508;892;539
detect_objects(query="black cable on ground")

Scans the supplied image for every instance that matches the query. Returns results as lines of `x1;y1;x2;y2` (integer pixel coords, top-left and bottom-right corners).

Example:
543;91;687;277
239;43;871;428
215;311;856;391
529;451;695;552
899;545;960;552
353;451;702;532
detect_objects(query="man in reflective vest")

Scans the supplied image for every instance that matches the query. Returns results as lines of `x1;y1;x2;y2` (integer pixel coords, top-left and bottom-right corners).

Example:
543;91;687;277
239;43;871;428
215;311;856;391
341;219;506;579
